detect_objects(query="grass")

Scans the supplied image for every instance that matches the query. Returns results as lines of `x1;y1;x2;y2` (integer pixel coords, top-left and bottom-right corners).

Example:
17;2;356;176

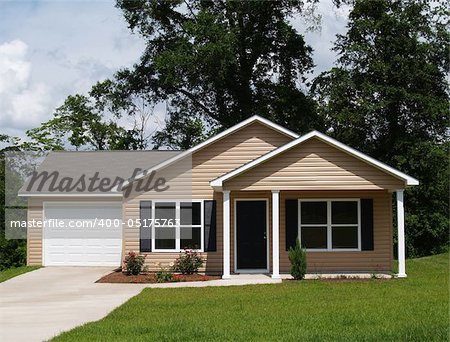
0;265;41;283
53;253;449;341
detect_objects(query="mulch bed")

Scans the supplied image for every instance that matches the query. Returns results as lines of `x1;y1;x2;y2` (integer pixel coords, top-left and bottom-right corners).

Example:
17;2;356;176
96;271;221;284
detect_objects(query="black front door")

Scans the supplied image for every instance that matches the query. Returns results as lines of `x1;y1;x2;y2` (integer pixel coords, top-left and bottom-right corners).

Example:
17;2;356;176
236;200;267;270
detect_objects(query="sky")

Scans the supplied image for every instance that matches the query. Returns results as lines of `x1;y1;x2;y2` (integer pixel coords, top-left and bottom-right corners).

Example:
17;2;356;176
0;0;349;141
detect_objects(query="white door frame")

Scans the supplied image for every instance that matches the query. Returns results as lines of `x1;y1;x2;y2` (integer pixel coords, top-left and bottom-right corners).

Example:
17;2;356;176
234;198;269;273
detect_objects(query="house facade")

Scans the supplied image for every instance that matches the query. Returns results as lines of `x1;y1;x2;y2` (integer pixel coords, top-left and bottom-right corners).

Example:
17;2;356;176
22;116;418;278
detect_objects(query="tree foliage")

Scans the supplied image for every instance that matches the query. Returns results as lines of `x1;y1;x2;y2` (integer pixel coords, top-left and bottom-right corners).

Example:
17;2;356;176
0;135;26;270
312;0;449;257
25;94;147;151
111;0;321;148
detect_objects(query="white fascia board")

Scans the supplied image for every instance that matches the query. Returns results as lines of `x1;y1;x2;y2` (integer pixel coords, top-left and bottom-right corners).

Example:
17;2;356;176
249;116;299;139
211;131;419;187
120;115;299;189
18;193;123;198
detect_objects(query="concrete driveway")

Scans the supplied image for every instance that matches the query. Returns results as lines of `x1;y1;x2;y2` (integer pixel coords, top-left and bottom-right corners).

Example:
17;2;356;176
0;267;145;342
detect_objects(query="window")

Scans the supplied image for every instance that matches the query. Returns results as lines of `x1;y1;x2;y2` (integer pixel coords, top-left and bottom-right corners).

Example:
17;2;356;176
180;202;202;250
154;202;176;250
331;201;358;249
152;201;203;252
300;202;327;249
299;200;360;251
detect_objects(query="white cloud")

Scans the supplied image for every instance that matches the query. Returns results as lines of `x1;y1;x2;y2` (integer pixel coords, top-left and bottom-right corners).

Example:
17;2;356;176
291;0;350;77
11;83;51;126
0;39;52;133
0;40;31;94
0;1;145;139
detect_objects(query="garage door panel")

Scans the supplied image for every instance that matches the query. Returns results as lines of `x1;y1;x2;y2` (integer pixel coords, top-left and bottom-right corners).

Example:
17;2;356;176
45;204;122;220
43;202;122;266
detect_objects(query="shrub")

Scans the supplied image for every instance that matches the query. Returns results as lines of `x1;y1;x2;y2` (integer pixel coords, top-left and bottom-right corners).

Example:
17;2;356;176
155;268;174;283
0;237;26;270
288;239;307;280
123;251;147;275
172;249;203;275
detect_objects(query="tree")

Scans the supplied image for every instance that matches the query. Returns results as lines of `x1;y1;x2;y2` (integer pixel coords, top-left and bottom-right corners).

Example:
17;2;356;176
152;111;207;150
312;0;449;257
25;94;146;151
109;0;322;148
0;135;26;269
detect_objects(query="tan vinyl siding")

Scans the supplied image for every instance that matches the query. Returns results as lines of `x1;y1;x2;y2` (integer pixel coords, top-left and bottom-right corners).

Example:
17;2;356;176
190;122;293;199
226;138;405;191
122;122;292;273
279;190;393;272
26;197;122;266
27;198;43;266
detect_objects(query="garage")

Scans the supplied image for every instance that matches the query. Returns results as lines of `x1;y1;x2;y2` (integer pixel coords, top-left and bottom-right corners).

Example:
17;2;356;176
43;202;123;266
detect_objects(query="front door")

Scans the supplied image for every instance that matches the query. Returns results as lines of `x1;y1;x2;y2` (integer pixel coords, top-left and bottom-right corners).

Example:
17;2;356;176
236;200;267;270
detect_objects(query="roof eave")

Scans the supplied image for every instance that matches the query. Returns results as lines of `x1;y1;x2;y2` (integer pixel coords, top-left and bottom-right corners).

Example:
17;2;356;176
406;178;420;186
17;193;123;198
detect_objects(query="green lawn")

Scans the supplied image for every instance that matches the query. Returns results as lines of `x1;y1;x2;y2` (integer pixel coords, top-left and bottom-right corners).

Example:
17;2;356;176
0;266;41;283
53;253;449;341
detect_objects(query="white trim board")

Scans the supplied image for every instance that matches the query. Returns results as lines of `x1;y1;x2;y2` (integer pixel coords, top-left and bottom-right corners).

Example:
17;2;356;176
211;130;419;188
18;193;122;198
234;198;270;274
119;116;299;190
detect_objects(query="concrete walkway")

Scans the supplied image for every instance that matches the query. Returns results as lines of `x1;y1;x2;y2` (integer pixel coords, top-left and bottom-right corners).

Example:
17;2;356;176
0;267;146;342
0;268;280;342
144;273;281;288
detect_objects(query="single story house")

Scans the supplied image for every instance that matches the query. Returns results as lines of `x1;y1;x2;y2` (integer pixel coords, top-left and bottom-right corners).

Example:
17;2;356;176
20;116;418;278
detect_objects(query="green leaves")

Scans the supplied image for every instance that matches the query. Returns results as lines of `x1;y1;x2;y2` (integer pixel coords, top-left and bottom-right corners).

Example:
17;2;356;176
24;94;144;151
313;0;449;257
113;0;321;148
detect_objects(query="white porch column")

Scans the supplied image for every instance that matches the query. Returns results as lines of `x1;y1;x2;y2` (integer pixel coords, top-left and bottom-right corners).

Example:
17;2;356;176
222;190;231;279
271;190;280;279
396;190;407;278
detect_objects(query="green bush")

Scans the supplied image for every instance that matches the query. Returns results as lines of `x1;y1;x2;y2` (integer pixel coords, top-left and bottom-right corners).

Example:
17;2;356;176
288;239;307;280
155;268;174;283
0;237;26;270
123;251;147;275
172;249;203;275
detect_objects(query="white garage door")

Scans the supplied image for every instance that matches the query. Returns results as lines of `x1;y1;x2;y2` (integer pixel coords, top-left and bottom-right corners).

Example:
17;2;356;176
43;202;122;266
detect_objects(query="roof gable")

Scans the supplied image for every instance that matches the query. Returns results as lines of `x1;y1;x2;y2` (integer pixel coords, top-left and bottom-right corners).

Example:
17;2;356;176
120;115;299;189
211;131;419;189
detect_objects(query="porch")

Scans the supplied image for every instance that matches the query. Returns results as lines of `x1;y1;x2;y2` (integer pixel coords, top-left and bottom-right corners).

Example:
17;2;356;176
220;189;406;279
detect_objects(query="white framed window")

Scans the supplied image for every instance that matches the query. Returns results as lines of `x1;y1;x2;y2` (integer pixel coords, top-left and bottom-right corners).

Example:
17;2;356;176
152;200;204;252
298;199;361;251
